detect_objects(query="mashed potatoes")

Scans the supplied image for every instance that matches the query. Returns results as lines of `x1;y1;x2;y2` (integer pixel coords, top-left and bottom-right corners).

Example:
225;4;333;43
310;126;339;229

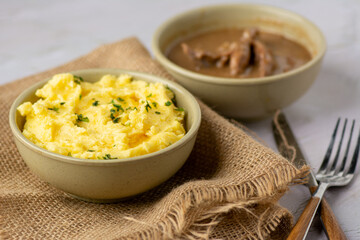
17;73;186;159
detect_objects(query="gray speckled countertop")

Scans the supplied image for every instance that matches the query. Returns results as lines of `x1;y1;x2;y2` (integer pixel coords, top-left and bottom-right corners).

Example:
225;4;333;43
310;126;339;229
2;0;360;238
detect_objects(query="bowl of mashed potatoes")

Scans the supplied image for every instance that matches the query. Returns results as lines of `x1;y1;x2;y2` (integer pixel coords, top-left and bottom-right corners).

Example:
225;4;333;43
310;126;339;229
9;69;201;202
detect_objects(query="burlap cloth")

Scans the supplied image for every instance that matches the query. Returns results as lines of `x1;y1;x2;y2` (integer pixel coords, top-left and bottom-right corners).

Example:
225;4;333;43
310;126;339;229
0;38;307;240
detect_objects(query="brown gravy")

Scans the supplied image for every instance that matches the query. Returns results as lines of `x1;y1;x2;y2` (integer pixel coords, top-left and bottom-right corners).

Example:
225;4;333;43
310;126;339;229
166;28;312;78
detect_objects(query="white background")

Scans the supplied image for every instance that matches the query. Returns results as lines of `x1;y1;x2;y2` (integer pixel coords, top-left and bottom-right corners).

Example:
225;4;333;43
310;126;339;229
2;0;360;239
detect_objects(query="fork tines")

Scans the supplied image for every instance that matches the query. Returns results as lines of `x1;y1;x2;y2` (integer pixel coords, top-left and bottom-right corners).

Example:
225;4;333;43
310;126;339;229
318;118;360;179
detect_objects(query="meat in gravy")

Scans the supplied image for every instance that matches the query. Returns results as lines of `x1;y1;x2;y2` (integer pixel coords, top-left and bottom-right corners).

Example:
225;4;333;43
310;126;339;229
167;28;311;78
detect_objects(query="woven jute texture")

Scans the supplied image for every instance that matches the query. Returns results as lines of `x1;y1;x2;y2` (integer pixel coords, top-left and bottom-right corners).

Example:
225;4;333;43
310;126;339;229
0;38;307;240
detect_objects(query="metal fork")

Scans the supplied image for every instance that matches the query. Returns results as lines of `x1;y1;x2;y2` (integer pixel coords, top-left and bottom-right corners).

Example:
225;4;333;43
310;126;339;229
287;119;360;240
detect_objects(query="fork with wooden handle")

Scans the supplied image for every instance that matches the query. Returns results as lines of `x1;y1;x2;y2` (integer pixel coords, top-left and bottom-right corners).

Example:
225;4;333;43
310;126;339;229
272;112;347;239
287;119;360;240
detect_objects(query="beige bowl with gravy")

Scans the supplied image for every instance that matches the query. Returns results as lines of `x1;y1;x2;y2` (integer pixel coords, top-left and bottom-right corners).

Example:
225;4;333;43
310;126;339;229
152;4;326;120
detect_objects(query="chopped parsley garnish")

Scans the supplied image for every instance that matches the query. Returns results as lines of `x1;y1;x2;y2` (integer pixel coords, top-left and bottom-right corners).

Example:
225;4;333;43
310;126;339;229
76;113;89;123
165;86;177;104
145;100;152;112
121;122;131;127
79;94;82;100
110;111;120;123
126;107;132;111
92;100;99;106
87;150;95;152
74;75;83;81
110;112;115;120
113;117;120;123
155;111;161;115
133;107;138;111
73;75;84;84
165;101;172;106
152;102;158;108
117;97;124;102
67;152;72;156
175;107;184;112
103;154;116;160
111;100;124;112
48;107;59;112
60;102;66;105
113;103;124;112
146;93;152;98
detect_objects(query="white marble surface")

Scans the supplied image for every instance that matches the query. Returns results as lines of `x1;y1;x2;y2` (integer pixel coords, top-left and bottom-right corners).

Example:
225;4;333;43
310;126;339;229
2;0;360;239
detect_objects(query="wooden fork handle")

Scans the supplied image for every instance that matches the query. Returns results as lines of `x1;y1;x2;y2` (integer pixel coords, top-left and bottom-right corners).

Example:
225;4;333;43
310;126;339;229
287;187;347;240
287;196;321;240
310;186;348;240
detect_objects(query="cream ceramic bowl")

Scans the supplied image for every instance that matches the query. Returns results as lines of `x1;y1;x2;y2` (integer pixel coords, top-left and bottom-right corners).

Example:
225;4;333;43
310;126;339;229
9;69;201;203
152;4;326;121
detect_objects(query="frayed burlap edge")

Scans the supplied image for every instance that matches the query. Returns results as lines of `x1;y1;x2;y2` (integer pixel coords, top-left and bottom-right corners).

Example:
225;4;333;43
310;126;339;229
121;164;309;239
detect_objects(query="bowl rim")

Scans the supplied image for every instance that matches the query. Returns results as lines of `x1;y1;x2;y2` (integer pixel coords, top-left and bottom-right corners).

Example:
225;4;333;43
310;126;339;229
152;3;327;86
9;68;202;166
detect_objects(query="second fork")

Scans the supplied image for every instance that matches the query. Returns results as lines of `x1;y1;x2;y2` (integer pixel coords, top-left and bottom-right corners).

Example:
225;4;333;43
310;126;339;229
287;119;360;240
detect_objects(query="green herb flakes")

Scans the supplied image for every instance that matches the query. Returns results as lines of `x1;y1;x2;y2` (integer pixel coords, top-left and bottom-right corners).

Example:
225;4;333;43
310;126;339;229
60;102;66;105
155;111;161;115
112;101;124;112
103;154;116;160
117;97;124;102
113;117;120;123
87;150;95;152
165;101;172;106
175;107;184;112
76;113;89;123
146;93;152;98
152;102;158;108
145;100;152;112
73;75;84;84
92;100;99;106
48;107;59;112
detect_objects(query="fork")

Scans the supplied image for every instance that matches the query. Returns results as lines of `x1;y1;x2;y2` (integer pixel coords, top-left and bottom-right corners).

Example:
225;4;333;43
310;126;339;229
287;119;360;240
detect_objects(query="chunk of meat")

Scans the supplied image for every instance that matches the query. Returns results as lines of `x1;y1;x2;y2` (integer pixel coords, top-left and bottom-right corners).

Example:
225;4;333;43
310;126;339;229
181;43;219;63
181;28;276;77
242;28;258;42
216;42;237;68
228;28;257;75
229;42;251;75
253;40;275;77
